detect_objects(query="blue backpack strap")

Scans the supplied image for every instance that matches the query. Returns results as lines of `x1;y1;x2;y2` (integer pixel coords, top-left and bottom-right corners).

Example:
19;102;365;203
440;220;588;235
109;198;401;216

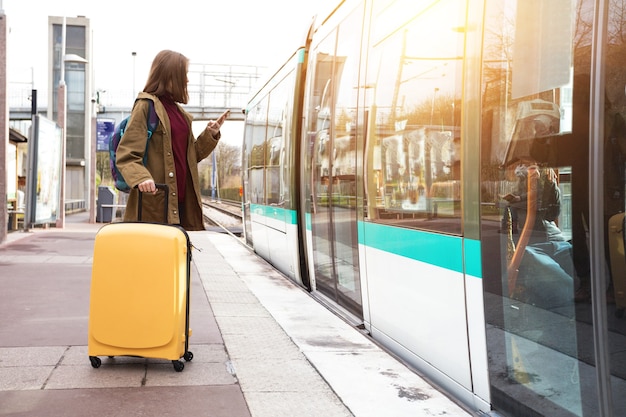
146;100;159;137
139;99;158;165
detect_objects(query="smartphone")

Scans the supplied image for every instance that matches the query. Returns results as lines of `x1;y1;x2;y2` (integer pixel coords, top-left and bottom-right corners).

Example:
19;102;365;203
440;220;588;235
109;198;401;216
502;193;516;203
217;109;230;125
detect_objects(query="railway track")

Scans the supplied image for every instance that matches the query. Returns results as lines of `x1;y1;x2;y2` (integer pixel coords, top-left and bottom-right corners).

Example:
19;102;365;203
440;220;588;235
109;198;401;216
201;198;243;236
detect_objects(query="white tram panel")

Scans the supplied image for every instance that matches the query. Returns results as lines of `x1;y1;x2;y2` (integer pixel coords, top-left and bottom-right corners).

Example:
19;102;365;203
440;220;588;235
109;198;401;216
363;244;472;391
464;270;491;410
249;210;270;261
283;222;303;283
265;212;293;281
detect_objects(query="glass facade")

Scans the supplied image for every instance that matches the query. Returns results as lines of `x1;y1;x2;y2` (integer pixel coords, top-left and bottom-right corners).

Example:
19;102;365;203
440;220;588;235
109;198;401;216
52;22;87;161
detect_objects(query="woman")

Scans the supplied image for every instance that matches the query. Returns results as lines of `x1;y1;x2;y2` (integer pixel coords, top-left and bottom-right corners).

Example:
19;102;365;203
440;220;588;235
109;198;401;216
116;50;225;230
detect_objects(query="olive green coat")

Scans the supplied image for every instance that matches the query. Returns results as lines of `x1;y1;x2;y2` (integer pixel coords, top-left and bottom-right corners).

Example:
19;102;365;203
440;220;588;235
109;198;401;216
116;92;219;230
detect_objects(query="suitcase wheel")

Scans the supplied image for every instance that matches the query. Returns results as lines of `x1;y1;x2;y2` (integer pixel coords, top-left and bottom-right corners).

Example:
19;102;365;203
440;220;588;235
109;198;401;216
89;356;102;368
172;360;184;372
183;351;194;362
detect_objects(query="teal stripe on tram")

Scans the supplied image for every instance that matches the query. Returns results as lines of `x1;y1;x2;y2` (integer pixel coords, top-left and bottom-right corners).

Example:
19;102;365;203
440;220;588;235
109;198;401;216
285;209;297;225
463;238;482;278
359;221;463;273
249;204;297;225
249;203;265;217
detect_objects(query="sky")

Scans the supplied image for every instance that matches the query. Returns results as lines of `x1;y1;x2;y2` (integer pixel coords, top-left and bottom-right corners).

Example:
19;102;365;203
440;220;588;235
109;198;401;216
2;0;339;145
2;0;339;110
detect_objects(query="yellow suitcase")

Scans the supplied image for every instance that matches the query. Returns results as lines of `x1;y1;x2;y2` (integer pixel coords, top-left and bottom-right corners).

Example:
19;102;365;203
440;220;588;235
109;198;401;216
88;186;193;371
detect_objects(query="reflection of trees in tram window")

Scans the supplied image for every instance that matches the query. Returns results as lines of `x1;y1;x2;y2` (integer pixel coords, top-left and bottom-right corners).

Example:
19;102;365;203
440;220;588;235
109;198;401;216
249;143;265;169
266;136;282;167
316;130;330;178
363;0;464;234
332;134;356;176
377;123;460;209
265;136;282;205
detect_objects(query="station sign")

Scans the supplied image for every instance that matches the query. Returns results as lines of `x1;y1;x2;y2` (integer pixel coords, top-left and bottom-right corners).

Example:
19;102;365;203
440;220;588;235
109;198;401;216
96;118;116;152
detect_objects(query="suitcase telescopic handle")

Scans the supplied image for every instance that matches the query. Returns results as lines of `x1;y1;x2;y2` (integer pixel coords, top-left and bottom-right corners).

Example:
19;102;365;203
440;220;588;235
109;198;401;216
137;183;169;222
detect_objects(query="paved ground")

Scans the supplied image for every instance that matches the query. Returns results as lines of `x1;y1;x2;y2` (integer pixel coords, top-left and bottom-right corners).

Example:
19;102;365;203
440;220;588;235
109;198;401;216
0;213;473;417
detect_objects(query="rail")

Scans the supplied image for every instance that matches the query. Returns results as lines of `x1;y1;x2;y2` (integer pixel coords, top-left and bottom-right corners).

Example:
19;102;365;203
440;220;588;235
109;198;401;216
202;199;243;237
202;198;242;218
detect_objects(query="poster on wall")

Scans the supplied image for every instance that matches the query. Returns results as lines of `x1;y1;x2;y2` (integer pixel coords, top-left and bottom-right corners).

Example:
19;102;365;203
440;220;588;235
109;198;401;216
7;142;17;199
26;115;63;225
96;118;116;152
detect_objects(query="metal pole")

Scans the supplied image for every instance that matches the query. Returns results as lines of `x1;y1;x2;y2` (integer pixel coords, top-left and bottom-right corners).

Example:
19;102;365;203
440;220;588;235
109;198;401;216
24;102;37;231
56;82;66;228
31;89;36;117
88;100;97;223
132;51;137;99
589;1;614;414
211;150;217;201
56;16;67;228
24;89;38;231
0;4;7;244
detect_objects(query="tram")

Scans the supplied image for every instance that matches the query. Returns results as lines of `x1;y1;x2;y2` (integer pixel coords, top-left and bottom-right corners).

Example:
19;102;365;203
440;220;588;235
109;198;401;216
241;1;626;416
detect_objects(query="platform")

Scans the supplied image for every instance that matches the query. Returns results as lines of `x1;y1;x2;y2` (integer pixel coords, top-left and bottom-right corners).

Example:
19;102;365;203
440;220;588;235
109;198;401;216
0;212;472;417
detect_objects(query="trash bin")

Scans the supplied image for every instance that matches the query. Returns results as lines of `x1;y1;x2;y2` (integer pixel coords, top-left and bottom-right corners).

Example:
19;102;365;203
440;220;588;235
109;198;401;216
97;186;116;223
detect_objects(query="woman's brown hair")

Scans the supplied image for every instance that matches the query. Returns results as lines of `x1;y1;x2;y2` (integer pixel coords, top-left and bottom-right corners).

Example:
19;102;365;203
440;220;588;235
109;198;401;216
143;50;189;104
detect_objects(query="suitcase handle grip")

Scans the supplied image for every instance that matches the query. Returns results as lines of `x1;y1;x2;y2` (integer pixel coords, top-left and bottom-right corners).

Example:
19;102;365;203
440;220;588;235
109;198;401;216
137;183;169;222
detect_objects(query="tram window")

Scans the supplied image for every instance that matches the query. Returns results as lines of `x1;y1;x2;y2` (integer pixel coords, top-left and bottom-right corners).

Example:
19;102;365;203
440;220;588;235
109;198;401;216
266;136;282;205
265;81;289;206
248;96;268;205
364;0;465;235
246;67;295;208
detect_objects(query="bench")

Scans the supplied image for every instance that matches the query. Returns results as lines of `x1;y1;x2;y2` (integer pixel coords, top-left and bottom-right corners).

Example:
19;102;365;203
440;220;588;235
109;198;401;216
7;209;25;231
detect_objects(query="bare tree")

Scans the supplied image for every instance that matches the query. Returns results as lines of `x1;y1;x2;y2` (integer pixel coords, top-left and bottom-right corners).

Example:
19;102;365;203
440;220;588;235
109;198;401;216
215;142;241;188
609;0;626;45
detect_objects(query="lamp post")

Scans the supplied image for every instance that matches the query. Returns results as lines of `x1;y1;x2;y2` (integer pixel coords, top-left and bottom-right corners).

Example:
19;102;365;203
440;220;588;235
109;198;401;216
89;94;97;224
132;52;137;99
55;17;68;229
0;2;7;245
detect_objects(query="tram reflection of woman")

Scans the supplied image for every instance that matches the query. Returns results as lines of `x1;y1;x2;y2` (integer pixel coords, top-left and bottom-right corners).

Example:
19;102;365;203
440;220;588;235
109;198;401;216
506;163;575;313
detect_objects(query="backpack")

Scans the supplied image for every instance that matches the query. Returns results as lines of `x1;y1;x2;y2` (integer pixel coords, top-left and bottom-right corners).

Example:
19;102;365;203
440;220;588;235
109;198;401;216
109;100;159;192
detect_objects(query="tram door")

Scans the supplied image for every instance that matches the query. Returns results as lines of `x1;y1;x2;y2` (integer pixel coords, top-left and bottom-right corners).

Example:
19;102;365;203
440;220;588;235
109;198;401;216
305;12;363;318
479;0;626;416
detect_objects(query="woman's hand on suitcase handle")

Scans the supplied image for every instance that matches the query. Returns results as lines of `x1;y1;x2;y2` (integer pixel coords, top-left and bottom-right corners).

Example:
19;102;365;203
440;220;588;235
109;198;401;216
137;179;158;194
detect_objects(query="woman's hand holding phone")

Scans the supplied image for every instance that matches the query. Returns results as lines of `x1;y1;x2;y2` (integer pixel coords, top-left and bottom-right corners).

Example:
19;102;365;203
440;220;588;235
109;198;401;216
207;109;230;131
217;109;230;125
